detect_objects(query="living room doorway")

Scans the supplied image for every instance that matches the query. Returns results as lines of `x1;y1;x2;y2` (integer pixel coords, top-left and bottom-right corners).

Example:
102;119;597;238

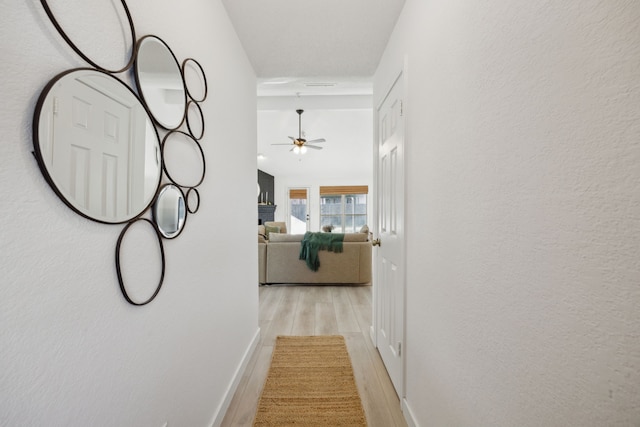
288;187;310;234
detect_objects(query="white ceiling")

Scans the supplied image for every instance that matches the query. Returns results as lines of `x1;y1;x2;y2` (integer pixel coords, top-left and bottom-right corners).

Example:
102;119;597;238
221;0;405;177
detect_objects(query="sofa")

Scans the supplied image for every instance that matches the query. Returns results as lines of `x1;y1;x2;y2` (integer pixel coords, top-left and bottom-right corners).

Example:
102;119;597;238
258;222;372;285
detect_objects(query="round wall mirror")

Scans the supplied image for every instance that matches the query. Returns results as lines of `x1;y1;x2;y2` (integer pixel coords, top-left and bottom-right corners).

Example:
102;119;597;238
134;35;187;130
40;0;137;73
152;184;186;239
33;68;162;224
116;218;165;306
182;58;207;102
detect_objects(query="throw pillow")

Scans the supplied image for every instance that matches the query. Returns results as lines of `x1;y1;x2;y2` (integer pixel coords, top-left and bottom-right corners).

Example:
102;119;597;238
359;224;369;234
265;225;280;239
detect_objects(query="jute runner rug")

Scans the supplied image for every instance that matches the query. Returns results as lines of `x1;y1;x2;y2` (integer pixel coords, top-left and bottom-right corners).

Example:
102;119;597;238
253;335;367;426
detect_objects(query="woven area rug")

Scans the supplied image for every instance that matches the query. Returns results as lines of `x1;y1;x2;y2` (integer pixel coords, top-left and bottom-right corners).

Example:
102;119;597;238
253;335;367;426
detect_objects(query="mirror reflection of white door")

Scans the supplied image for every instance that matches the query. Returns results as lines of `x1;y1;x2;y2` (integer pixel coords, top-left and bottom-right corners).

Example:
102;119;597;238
375;71;405;398
289;188;310;234
51;75;137;220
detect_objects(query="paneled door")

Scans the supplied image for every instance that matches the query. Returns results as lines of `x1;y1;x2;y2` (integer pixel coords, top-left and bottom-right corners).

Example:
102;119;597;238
50;74;138;220
375;71;405;397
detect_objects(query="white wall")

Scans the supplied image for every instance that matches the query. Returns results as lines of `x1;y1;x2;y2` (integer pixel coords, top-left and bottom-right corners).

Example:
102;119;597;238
0;1;258;426
375;1;640;426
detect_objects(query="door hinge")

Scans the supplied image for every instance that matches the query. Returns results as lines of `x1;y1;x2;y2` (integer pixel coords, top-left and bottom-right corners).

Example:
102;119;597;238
397;342;402;356
400;101;403;117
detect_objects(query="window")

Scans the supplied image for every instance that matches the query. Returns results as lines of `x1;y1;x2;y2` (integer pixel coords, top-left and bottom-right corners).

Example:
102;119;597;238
319;186;368;233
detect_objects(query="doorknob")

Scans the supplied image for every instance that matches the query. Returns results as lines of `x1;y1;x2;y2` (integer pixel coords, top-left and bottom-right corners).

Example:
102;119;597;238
372;239;381;247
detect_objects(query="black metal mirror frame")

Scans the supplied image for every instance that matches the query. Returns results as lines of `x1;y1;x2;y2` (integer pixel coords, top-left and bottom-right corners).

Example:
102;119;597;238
115;218;166;306
186;100;205;140
39;0;136;74
32;67;163;225
134;35;188;131
161;131;206;188
186;188;200;214
182;57;208;103
153;184;188;239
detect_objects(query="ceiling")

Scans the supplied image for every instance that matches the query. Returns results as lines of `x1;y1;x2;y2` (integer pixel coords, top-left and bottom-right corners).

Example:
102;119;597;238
221;0;405;177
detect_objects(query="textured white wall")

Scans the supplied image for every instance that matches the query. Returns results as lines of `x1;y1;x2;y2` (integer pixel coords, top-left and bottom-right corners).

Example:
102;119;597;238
375;1;640;426
0;1;258;426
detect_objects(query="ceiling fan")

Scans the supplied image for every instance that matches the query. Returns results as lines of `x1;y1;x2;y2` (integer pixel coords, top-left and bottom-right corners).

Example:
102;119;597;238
271;109;325;154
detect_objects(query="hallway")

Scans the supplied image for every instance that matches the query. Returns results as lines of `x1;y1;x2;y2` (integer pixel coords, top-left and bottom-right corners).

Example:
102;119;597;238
221;284;407;426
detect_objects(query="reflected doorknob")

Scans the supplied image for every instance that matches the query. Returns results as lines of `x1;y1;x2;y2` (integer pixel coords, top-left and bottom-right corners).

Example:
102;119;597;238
372;239;381;247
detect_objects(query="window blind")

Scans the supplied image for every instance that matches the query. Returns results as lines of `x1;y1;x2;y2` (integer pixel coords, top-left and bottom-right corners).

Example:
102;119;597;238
289;189;308;199
319;185;368;196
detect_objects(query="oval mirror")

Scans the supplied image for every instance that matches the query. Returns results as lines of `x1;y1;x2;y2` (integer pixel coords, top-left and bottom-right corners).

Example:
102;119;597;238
116;218;165;306
152;184;186;239
186;188;200;214
33;68;162;224
161;131;206;188
182;58;208;102
186;101;204;140
134;35;187;130
40;0;137;73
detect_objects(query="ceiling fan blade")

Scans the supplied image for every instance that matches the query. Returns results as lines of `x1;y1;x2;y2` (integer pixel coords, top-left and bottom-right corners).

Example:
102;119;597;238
288;136;296;141
306;144;323;150
305;138;326;144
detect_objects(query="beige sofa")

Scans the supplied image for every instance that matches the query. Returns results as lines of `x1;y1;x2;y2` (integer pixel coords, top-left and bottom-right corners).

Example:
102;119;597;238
258;222;372;285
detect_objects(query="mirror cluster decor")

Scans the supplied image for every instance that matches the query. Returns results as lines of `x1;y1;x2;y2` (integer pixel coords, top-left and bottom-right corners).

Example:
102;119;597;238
33;0;210;306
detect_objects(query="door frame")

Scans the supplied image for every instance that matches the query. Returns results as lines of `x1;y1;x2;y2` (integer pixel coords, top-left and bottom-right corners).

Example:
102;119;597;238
371;60;408;400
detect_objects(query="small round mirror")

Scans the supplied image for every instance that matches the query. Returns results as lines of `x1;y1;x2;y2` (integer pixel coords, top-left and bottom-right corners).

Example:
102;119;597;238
152;184;186;239
134;35;186;130
33;68;162;224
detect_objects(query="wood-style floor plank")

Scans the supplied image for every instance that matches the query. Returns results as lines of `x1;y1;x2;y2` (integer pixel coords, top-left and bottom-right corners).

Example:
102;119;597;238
291;287;315;336
220;284;407;427
344;332;399;427
315;302;339;335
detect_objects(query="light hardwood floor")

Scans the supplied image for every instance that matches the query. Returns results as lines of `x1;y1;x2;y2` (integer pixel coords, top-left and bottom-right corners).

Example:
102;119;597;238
221;284;407;427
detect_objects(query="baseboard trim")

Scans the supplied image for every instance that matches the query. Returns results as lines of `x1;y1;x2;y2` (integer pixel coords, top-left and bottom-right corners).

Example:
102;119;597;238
210;327;261;427
402;398;419;427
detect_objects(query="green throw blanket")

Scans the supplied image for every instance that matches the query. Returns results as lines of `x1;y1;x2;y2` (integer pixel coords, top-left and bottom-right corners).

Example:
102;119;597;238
299;232;345;271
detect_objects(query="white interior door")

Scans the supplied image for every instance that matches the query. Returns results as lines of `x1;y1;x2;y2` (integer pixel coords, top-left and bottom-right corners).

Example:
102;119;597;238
375;72;405;397
52;75;134;219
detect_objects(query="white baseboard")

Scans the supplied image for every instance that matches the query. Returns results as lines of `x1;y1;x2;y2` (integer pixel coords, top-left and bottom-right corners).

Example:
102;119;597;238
210;327;261;427
402;398;419;427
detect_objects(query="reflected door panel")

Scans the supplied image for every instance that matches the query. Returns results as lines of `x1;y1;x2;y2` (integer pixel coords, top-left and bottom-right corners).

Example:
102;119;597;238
52;75;134;219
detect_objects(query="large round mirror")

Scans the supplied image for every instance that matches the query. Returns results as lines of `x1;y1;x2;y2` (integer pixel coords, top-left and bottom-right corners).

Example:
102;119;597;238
134;35;187;130
152;184;186;239
33;68;162;224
